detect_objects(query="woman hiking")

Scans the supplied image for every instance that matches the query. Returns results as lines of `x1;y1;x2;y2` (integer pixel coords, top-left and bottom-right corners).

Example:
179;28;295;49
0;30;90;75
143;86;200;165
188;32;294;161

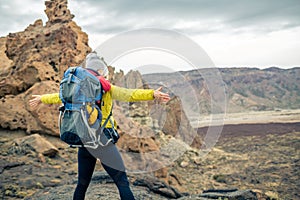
29;52;170;200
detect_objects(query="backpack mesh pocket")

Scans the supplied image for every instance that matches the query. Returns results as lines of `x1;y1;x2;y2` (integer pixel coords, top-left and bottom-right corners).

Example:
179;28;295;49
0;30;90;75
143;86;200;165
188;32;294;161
60;110;95;145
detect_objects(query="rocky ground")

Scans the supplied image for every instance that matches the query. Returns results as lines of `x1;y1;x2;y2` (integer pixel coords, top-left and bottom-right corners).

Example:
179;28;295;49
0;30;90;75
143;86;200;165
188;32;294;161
1;118;299;199
188;123;299;200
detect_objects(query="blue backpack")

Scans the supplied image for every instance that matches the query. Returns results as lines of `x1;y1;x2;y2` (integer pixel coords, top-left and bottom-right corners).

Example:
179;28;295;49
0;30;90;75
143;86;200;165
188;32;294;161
59;66;110;148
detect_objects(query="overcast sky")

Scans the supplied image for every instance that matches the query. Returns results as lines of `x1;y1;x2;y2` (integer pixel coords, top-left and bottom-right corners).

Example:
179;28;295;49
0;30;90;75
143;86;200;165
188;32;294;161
0;0;300;72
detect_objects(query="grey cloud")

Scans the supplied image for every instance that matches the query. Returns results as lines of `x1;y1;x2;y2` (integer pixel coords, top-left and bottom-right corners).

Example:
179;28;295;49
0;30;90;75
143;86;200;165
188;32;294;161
74;0;300;35
0;0;47;36
1;0;299;37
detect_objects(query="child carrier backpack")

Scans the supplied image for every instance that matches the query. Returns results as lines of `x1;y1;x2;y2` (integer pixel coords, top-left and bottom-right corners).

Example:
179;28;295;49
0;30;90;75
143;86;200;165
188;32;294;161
58;66;111;148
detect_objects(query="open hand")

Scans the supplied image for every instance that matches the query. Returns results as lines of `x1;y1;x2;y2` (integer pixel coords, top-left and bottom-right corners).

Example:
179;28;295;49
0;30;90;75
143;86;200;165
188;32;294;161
153;87;170;103
29;95;42;108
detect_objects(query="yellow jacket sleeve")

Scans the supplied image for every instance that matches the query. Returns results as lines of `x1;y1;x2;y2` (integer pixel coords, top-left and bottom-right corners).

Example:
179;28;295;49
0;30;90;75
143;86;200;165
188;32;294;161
111;85;154;102
41;93;62;104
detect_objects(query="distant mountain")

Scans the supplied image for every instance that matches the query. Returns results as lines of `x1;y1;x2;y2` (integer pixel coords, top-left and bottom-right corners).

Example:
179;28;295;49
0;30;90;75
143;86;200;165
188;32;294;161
142;67;300;115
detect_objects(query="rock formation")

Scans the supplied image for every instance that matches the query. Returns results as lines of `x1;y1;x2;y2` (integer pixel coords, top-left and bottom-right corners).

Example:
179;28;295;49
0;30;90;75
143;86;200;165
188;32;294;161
0;0;91;135
13;134;58;157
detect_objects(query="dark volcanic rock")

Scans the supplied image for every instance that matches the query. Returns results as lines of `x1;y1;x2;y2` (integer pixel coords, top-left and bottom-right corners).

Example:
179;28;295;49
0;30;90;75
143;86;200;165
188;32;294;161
199;188;258;199
133;175;185;199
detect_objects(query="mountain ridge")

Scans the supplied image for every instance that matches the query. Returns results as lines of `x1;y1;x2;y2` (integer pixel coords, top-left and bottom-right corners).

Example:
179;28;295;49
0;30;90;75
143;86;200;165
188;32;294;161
142;66;300;116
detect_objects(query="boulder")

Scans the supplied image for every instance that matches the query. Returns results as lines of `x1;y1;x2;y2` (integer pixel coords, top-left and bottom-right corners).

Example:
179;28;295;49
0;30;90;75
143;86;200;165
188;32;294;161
13;134;58;157
133;175;184;199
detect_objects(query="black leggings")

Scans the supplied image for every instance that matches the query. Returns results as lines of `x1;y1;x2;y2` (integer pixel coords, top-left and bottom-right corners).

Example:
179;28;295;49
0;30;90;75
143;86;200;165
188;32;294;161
73;144;135;200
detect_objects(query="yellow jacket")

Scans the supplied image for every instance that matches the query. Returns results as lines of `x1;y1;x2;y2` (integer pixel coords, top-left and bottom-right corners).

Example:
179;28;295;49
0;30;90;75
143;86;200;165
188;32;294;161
41;85;155;128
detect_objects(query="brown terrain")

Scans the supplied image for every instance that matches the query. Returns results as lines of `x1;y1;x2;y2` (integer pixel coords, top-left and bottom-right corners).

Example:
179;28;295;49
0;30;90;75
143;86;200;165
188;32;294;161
1;111;299;200
0;0;299;200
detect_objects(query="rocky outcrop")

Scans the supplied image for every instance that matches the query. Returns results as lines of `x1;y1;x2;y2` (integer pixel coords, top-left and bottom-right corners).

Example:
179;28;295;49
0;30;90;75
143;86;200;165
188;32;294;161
198;189;258;199
114;70;200;147
111;69;202;174
0;0;91;135
151;96;201;148
133;175;184;199
13;134;58;157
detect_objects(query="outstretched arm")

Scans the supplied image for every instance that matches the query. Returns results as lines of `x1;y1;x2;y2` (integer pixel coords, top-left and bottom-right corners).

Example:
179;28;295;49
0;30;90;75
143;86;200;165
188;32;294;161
111;85;170;103
29;76;109;109
29;93;61;109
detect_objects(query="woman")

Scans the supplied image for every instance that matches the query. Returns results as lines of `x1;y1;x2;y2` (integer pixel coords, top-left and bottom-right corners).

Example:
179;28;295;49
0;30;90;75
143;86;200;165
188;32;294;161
29;52;170;200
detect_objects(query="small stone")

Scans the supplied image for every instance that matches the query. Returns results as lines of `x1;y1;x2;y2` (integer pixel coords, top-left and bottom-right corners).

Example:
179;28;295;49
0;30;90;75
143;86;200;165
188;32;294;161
16;191;28;198
193;157;202;165
52;165;62;169
265;191;279;199
180;161;189;168
50;179;61;184
36;182;44;189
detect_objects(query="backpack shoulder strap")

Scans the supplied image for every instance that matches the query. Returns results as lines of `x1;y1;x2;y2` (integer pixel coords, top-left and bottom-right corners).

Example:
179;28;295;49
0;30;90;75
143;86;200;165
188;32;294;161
101;104;113;130
96;105;114;147
66;67;78;84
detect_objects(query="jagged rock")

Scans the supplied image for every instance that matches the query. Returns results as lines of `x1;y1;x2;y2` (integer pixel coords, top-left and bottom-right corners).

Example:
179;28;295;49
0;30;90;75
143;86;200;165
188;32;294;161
114;70;154;127
199;188;258;200
177;189;258;200
112;104;166;172
114;69;201;147
13;134;58;157
121;70;145;89
45;0;74;25
0;161;25;174
0;38;13;73
133;175;185;199
0;80;61;135
0;0;91;135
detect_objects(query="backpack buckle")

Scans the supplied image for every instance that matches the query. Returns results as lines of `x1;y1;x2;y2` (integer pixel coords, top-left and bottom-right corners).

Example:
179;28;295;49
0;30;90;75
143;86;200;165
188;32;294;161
59;106;65;112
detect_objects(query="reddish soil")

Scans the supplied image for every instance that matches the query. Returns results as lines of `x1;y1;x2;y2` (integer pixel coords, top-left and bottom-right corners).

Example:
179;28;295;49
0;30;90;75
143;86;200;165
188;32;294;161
197;122;300;139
